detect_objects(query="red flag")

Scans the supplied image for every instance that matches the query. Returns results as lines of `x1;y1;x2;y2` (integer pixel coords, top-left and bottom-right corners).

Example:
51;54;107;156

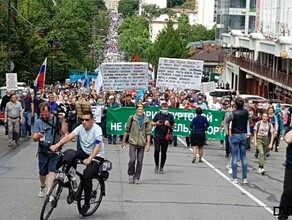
133;53;139;62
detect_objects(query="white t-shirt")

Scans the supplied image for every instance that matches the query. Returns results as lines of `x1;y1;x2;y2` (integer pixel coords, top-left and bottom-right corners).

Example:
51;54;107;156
73;123;105;158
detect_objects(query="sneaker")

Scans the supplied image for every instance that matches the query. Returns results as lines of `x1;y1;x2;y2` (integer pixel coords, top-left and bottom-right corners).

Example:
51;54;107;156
8;140;15;147
198;159;203;163
220;144;224;149
79;204;90;215
38;185;46;198
173;143;177;147
192;157;196;163
159;167;164;174
154;166;159;174
228;168;232;174
232;179;238;184
134;179;139;184
128;175;134;183
226;164;230;170
258;168;265;175
242;179;248;185
108;142;112;144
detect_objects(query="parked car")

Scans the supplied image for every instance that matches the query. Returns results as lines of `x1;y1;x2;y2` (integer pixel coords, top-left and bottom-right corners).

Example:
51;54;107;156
239;94;267;102
198;89;234;103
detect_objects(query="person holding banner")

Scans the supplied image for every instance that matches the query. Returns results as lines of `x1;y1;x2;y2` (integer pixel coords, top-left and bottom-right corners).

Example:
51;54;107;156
190;107;209;163
121;104;152;184
151;103;175;174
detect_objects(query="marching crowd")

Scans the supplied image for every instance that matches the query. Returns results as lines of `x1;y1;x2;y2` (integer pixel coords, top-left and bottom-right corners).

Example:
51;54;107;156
1;81;292;218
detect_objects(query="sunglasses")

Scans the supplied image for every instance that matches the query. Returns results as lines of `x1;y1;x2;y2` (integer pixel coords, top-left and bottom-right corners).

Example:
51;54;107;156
80;118;90;122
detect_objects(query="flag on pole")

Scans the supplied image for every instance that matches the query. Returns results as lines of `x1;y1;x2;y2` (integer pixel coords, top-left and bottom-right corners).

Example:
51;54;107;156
148;63;155;80
83;69;92;88
93;67;103;93
135;89;144;106
34;57;47;89
133;53;139;62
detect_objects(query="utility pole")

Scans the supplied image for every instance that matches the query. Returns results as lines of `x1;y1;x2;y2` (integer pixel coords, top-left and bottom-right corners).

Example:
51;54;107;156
92;17;97;69
7;0;11;72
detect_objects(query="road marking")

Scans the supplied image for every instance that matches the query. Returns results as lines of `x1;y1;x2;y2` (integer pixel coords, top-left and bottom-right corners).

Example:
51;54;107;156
177;137;274;215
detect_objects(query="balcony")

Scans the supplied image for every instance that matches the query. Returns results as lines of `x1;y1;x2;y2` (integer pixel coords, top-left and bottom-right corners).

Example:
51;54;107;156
227;56;292;89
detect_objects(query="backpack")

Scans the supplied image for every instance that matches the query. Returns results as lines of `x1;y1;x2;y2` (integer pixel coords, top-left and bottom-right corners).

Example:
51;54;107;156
256;121;272;137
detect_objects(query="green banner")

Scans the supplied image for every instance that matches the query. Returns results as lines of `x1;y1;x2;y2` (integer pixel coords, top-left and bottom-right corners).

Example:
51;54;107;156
106;107;225;140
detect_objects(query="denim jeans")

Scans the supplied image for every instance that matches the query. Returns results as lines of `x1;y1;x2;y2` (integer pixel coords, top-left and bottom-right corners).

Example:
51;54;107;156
108;134;117;143
230;133;248;180
22;111;31;136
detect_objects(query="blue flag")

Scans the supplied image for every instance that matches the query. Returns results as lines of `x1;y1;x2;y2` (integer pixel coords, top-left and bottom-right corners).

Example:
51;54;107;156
135;89;144;106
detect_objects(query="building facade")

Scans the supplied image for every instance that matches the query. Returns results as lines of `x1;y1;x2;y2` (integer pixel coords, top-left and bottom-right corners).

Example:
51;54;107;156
104;0;120;11
197;0;216;30
216;0;257;40
220;0;292;103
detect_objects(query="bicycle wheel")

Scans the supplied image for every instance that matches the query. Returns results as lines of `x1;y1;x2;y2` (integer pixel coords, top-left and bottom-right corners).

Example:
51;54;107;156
40;179;63;220
77;178;103;217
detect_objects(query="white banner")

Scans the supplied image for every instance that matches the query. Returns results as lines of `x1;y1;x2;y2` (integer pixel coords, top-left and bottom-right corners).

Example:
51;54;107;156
156;58;204;90
101;62;148;91
6;73;18;91
201;82;216;93
91;106;102;123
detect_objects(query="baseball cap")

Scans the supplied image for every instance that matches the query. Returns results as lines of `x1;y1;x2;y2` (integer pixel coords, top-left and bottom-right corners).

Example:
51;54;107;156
109;95;114;99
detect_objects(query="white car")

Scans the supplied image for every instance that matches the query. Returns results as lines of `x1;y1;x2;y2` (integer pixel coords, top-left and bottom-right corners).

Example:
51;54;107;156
202;89;234;103
238;94;267;102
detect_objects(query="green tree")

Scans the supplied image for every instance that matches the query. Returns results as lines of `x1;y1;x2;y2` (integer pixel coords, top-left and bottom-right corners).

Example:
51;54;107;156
118;0;139;18
150;21;187;69
118;16;152;61
0;0;109;85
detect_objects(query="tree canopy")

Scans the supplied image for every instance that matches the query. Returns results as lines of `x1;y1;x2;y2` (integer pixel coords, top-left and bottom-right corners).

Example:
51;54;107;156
118;0;139;18
0;0;109;85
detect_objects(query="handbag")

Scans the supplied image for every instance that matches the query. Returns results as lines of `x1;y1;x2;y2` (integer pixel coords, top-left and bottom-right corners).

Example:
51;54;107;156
164;129;172;142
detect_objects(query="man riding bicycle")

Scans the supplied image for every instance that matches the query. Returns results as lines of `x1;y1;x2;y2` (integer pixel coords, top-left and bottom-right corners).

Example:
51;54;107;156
50;111;105;215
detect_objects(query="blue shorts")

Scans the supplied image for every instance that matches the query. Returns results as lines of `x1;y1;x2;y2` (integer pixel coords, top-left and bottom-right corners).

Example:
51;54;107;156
38;153;59;176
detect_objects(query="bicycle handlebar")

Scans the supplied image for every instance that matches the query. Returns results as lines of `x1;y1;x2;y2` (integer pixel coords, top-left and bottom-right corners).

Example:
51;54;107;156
54;150;100;165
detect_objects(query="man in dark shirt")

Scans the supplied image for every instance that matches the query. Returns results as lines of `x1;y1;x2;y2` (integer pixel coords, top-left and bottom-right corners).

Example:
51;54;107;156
151;103;175;174
21;92;34;138
33;91;44;121
277;126;292;220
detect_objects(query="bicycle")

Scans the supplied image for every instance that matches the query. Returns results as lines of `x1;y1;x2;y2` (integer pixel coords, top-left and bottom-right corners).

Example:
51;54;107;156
40;151;112;220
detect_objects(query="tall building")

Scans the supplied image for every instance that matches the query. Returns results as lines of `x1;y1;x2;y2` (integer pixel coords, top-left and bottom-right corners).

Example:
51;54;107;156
104;0;120;11
257;0;292;38
197;0;216;30
221;0;292;103
216;0;257;40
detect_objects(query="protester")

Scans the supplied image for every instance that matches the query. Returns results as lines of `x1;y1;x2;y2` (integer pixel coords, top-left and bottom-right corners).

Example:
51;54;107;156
32;102;62;197
225;97;249;184
151;103;175;174
254;112;274;175
277;126;292;220
4;93;23;147
190;107;209;163
121;104;152;184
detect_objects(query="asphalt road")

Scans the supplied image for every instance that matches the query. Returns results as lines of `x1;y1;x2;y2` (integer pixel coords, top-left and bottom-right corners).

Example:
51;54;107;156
0;126;286;220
